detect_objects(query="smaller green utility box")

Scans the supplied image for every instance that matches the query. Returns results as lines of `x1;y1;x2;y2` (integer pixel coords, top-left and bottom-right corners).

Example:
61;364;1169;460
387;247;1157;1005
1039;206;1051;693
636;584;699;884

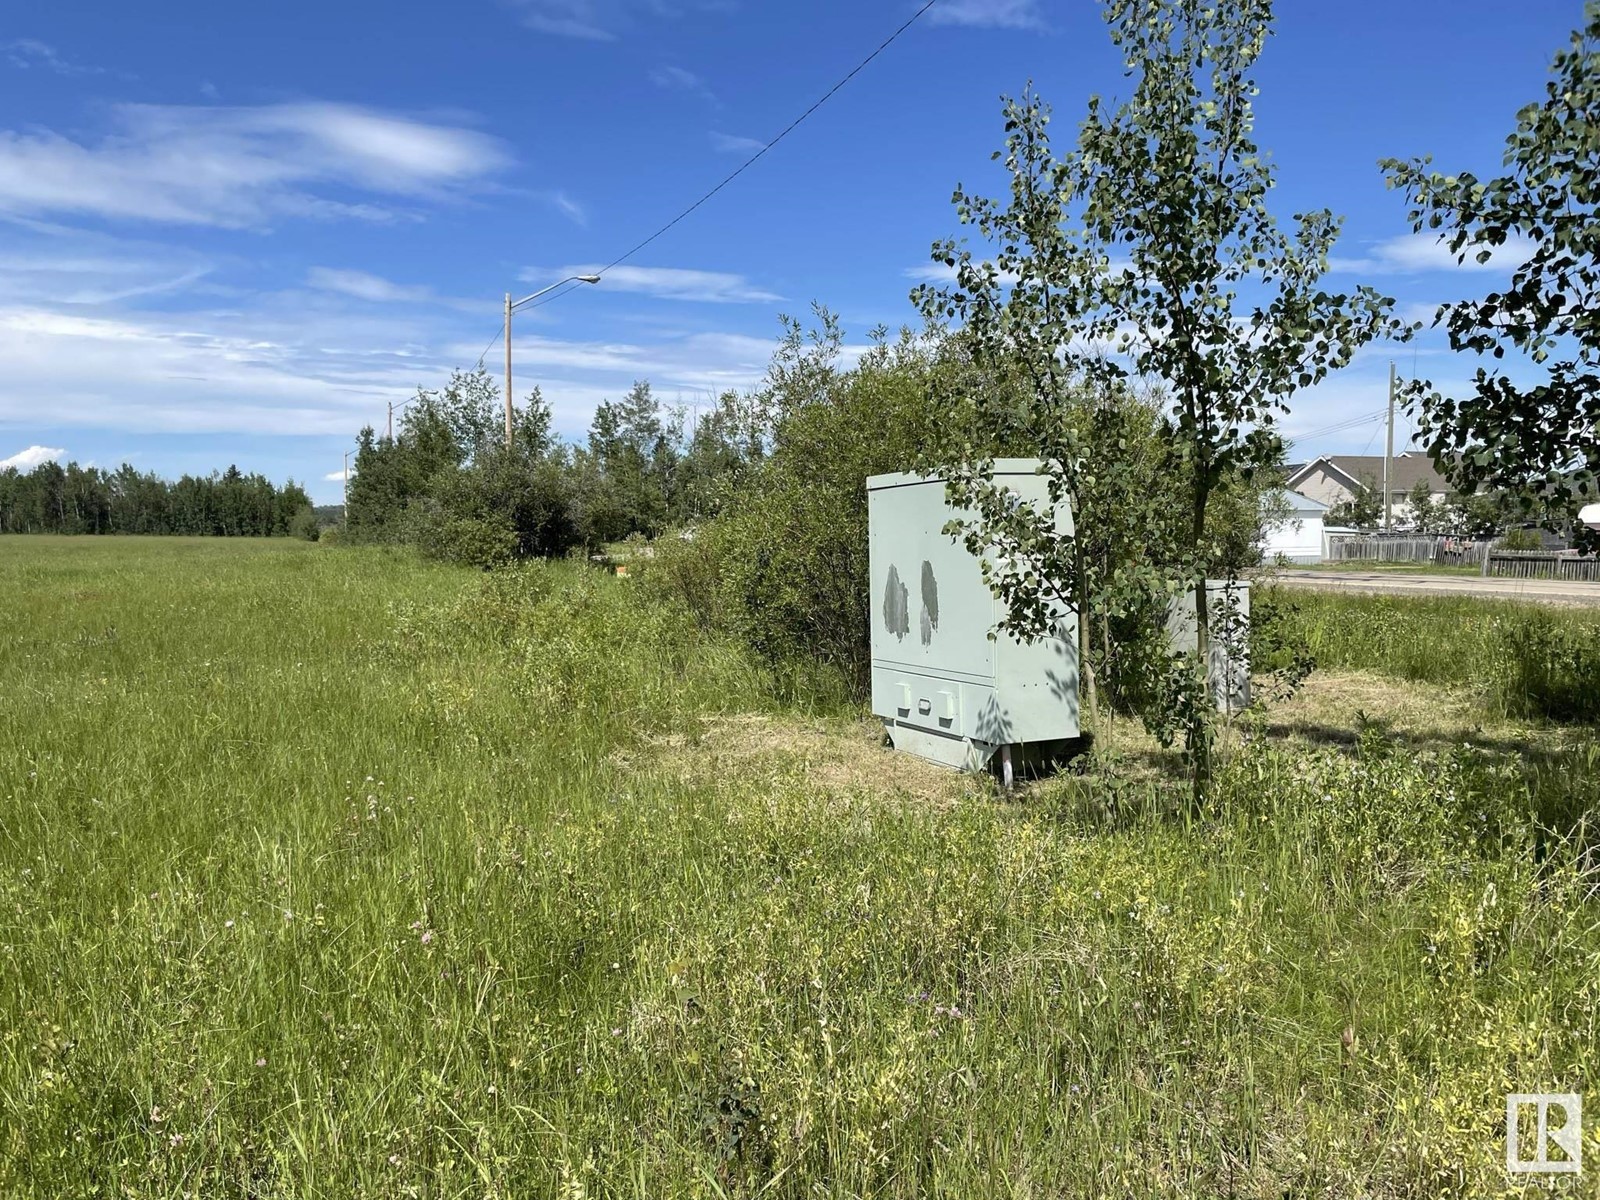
868;460;1080;780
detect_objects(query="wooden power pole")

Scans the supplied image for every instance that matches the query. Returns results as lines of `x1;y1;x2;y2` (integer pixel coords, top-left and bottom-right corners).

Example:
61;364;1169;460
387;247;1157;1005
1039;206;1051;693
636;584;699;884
1384;361;1396;532
504;292;514;447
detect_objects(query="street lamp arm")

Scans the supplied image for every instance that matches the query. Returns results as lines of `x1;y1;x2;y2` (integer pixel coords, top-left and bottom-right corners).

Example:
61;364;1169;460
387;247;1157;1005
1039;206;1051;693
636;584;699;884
503;273;600;446
509;274;602;312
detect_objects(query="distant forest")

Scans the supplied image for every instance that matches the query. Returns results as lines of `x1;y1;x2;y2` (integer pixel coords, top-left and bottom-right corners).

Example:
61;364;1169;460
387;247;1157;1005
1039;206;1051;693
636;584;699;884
0;459;315;537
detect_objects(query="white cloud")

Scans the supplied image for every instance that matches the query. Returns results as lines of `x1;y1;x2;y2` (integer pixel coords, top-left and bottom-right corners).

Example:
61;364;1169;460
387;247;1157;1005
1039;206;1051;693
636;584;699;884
507;0;732;40
710;132;766;155
307;267;432;304
927;0;1045;30
1328;233;1537;276
546;190;587;226
531;264;781;304
904;262;1021;286
3;39;102;77
1;444;64;471
509;0;616;39
650;65;714;101
0;102;511;228
324;468;352;481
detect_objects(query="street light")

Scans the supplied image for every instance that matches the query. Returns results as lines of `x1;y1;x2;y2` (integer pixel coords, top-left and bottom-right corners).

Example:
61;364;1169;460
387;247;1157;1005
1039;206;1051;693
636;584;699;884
504;274;601;445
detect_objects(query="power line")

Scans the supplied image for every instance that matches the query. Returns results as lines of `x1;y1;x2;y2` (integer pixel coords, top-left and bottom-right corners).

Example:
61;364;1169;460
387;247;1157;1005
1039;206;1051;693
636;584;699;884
526;0;943;305
474;325;503;370
1288;408;1386;445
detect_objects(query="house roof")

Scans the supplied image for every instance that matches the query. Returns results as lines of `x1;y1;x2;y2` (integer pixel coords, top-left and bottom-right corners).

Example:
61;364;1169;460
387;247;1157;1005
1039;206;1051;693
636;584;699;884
1280;488;1328;514
1286;453;1450;494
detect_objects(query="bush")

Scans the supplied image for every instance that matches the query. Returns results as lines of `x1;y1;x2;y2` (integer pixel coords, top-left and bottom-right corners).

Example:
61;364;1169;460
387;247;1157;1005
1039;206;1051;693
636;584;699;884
409;508;519;569
1498;526;1543;551
651;325;939;697
288;506;320;542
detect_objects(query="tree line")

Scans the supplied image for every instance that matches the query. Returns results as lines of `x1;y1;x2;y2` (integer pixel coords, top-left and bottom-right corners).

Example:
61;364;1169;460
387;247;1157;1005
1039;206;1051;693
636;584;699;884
0;460;315;538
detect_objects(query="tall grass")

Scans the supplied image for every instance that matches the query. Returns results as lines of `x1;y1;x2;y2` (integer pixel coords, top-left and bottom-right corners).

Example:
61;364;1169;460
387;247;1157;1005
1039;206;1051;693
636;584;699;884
2;537;1597;1196
1258;586;1600;721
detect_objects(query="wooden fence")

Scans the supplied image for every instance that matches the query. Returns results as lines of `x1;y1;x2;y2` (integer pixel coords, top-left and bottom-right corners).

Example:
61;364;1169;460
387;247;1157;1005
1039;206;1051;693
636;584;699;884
1324;534;1491;567
1483;550;1600;582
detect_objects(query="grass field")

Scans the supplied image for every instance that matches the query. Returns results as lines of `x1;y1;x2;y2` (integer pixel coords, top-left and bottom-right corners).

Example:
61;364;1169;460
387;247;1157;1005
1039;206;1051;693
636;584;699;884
3;537;1599;1197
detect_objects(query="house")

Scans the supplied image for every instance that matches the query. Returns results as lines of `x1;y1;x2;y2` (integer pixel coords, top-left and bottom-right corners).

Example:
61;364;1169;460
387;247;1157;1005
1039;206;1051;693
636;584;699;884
1285;453;1451;525
1260;489;1328;564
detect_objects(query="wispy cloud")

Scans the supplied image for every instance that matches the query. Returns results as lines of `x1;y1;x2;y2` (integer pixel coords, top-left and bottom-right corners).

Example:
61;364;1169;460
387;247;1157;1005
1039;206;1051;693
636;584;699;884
0;102;511;228
710;131;766;155
650;65;715;101
506;0;734;40
508;0;616;39
0;444;65;471
3;39;103;77
531;264;781;303
1328;232;1537;276
904;261;1021;286
307;267;432;304
546;190;587;226
926;0;1045;30
324;468;352;481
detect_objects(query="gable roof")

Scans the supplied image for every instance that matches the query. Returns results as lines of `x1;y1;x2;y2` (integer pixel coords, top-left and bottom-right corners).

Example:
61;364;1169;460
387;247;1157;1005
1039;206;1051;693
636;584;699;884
1286;453;1451;494
1279;488;1329;514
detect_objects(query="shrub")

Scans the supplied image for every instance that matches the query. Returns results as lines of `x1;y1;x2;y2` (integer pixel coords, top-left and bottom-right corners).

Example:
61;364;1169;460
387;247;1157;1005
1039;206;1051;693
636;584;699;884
651;322;939;697
409;508;519;570
287;506;320;542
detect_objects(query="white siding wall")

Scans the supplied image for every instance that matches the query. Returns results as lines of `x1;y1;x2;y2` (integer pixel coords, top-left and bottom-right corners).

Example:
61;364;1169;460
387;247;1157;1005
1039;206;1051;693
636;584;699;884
1263;512;1325;564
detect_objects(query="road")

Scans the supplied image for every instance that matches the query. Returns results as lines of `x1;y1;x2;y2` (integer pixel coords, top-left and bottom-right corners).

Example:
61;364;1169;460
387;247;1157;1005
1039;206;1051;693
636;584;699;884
1265;569;1600;607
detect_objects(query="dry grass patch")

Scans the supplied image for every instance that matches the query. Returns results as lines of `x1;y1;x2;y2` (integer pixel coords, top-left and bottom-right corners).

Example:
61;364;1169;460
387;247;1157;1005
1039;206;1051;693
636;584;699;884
639;712;974;804
1262;669;1568;759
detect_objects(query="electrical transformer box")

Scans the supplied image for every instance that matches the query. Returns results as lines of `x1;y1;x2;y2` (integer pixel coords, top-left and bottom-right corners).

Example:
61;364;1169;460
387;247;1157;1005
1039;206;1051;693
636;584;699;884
867;460;1079;779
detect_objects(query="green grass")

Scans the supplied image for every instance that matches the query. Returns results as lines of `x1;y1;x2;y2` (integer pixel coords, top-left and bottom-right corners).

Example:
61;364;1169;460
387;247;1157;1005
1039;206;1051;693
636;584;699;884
1260;585;1600;722
1286;561;1486;577
3;536;1598;1197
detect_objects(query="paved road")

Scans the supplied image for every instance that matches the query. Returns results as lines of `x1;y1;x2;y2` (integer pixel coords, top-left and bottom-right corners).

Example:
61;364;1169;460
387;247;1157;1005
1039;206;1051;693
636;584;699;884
1265;569;1600;607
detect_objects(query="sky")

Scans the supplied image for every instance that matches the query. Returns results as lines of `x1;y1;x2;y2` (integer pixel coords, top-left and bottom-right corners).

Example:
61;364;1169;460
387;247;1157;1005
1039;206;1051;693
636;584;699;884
0;0;1585;503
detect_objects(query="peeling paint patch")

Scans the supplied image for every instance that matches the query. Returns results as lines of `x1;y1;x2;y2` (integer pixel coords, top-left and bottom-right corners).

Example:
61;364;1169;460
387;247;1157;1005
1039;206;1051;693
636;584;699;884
883;565;910;641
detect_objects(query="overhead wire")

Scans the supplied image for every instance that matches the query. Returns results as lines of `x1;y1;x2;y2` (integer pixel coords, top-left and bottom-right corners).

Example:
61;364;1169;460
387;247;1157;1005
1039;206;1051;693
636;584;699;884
513;0;945;324
1288;408;1387;445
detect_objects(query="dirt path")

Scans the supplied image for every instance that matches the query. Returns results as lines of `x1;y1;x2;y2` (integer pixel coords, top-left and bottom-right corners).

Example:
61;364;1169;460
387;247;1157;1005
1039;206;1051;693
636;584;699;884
1267;568;1600;607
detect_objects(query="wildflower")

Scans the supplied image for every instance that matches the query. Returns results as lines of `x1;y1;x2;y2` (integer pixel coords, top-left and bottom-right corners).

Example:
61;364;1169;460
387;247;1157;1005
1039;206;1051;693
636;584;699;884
611;1028;623;1037
169;1133;184;1149
486;1084;497;1095
420;930;434;946
255;1057;267;1068
224;920;235;930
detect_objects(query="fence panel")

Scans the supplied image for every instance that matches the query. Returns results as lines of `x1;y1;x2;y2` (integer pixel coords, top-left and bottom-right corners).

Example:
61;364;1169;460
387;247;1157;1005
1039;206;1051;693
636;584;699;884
1483;551;1600;581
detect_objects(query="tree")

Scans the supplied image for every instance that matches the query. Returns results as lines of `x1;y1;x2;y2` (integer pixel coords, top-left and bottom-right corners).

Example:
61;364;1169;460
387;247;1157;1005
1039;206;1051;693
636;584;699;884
1325;477;1382;529
1382;3;1600;524
1404;479;1442;531
916;0;1408;799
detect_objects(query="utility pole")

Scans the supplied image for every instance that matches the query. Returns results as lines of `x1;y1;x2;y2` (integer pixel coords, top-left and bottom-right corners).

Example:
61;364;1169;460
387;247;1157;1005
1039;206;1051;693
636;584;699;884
387;401;393;442
504;291;514;447
502;275;601;447
342;450;351;527
1384;361;1396;532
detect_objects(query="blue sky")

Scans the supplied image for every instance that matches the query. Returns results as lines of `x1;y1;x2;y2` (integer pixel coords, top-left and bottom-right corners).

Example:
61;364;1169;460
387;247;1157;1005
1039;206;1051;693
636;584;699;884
0;0;1583;503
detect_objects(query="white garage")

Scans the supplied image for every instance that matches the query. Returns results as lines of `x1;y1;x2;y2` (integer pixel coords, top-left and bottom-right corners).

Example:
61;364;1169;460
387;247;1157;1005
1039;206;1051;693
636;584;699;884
1261;489;1328;565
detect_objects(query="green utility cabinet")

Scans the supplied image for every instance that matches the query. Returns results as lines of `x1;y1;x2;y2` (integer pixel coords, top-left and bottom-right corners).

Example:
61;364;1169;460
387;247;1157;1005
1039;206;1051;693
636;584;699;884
867;460;1079;782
